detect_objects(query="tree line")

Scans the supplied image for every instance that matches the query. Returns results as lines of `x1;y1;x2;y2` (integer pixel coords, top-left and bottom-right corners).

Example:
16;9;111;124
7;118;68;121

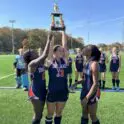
0;27;84;54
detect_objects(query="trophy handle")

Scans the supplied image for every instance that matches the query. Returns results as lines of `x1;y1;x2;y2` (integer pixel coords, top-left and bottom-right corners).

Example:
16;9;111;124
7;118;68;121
60;15;65;27
51;15;55;27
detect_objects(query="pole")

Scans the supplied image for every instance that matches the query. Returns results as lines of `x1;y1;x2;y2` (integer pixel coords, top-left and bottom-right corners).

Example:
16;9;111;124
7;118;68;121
9;20;16;54
122;20;124;43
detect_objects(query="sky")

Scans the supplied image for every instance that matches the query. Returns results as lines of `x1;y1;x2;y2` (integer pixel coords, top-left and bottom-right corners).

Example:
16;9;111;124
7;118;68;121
0;0;124;44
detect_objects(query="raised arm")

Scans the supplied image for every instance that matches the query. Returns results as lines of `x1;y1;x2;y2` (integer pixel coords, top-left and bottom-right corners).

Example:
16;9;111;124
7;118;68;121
62;31;68;62
29;33;53;73
45;35;54;68
47;36;54;60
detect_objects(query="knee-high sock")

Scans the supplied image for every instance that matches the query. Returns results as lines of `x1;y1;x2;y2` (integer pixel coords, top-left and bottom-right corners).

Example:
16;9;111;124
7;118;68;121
92;120;100;124
102;80;105;89
81;117;89;124
112;79;115;87
54;116;62;124
45;117;52;124
69;78;72;87
116;79;120;87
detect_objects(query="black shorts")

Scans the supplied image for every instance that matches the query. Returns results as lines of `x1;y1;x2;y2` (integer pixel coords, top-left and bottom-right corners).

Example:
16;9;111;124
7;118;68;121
16;68;26;77
16;69;22;77
99;64;106;72
28;86;47;102
47;90;69;103
110;65;119;72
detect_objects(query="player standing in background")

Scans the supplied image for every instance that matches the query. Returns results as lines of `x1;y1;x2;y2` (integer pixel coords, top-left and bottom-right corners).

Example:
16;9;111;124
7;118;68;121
110;47;121;91
74;48;84;88
68;55;73;88
99;47;108;89
13;48;25;89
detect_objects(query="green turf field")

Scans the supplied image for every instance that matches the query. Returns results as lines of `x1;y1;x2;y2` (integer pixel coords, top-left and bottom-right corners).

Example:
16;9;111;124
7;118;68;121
0;54;124;124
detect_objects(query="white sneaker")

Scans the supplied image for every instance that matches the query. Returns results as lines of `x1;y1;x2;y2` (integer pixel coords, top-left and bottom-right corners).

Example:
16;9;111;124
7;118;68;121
23;87;28;91
116;87;120;92
112;86;116;90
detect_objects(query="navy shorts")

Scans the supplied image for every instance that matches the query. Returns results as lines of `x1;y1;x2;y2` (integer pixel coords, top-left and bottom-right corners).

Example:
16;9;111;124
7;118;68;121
16;69;22;77
80;90;97;105
29;86;47;102
99;63;106;72
76;65;83;72
110;65;119;72
47;90;69;102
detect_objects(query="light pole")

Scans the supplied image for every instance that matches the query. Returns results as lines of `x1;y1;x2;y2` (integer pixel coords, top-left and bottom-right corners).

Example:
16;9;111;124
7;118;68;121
69;34;73;49
122;20;124;43
9;20;16;54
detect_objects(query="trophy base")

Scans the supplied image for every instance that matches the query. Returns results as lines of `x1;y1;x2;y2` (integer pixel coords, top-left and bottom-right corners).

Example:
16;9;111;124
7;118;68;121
51;12;62;17
51;26;66;31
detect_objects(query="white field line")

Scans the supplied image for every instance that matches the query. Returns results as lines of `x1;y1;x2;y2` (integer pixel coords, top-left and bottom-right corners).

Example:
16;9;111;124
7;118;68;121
0;73;15;80
0;87;16;89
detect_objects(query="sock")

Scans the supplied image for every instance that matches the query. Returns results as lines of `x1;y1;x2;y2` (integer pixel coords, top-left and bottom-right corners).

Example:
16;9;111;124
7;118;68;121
75;80;78;83
112;79;115;87
81;117;89;124
98;80;101;89
32;119;41;124
69;78;72;87
54;116;62;124
15;77;22;87
116;79;120;87
45;117;52;124
102;80;105;89
92;120;100;124
75;80;78;88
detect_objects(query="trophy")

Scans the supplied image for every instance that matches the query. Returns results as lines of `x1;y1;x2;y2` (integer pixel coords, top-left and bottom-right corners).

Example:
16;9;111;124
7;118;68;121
51;1;66;31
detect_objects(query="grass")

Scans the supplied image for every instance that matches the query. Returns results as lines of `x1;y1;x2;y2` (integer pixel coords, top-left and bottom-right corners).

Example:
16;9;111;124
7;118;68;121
0;54;124;124
0;90;124;124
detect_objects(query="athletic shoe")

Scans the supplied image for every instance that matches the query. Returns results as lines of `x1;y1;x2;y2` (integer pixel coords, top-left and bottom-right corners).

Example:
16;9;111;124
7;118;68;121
116;87;120;92
69;88;76;93
112;86;116;90
23;87;28;91
16;84;21;89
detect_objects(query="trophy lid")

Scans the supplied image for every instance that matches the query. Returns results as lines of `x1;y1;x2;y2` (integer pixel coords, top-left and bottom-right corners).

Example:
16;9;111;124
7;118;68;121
54;3;59;12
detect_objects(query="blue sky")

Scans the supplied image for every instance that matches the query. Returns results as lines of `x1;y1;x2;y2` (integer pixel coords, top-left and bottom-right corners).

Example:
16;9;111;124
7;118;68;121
0;0;124;44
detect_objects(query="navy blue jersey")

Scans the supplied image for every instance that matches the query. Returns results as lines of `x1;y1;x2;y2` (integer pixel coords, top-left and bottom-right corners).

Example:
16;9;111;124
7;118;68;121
30;65;46;100
75;54;84;72
48;58;68;92
110;54;119;72
99;53;106;64
80;60;98;104
99;53;106;72
82;61;93;93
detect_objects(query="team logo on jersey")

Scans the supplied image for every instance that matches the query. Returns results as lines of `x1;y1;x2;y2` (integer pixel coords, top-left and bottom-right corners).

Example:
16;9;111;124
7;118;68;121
56;69;64;77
